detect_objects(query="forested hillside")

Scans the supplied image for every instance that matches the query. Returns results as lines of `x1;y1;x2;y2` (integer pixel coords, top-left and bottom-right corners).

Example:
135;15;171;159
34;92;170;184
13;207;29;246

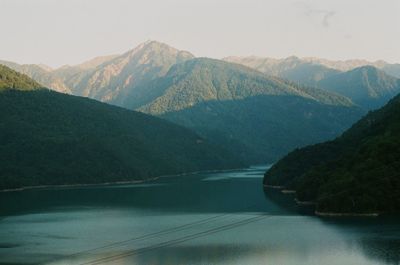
264;93;400;214
0;65;244;189
131;58;364;162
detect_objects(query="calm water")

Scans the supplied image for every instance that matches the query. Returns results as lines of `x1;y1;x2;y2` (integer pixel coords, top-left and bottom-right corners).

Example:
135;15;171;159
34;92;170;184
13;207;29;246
0;166;399;265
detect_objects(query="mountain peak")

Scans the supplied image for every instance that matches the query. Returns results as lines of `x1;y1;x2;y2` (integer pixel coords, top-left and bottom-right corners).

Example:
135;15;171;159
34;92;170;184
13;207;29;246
127;40;194;59
318;65;400;109
284;55;300;61
63;41;195;105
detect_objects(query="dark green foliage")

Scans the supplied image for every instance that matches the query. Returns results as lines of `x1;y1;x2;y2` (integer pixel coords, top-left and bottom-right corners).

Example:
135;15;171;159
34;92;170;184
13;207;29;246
2;51;365;166
162;95;363;163
129;58;363;163
0;66;244;189
265;94;400;214
134;58;354;113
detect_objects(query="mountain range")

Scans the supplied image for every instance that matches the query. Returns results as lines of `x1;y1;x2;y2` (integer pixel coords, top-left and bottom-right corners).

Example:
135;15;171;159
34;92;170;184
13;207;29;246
3;41;400;163
225;56;400;110
130;57;363;162
2;41;400;212
5;42;400;114
1;41;194;102
224;55;400;79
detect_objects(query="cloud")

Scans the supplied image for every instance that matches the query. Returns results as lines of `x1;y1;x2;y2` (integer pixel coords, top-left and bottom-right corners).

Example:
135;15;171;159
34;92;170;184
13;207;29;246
320;10;336;27
294;1;337;28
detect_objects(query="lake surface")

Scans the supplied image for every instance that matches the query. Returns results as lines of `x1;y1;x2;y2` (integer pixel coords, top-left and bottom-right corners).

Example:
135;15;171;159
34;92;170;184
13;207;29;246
0;166;399;265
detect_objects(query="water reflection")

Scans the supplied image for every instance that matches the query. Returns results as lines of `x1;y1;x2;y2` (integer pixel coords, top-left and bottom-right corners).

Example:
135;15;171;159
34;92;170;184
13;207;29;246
0;166;399;265
0;168;289;216
358;237;400;265
319;217;400;265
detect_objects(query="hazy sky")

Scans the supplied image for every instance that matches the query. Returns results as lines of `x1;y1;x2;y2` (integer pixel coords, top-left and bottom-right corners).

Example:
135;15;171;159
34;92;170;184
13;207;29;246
1;0;399;67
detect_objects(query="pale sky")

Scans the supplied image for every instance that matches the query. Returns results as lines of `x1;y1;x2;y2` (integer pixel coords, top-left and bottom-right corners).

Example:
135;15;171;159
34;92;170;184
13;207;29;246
1;0;399;68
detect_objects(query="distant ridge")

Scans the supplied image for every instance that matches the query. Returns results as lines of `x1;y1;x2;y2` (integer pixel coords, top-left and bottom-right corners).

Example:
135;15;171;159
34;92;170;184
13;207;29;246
226;56;400;110
317;66;400;109
224;55;400;78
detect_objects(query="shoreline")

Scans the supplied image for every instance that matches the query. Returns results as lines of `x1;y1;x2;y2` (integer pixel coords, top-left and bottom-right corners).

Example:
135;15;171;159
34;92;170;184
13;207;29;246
0;178;155;193
281;189;296;194
295;199;316;206
265;186;381;217
315;211;380;217
263;184;285;189
0;166;250;193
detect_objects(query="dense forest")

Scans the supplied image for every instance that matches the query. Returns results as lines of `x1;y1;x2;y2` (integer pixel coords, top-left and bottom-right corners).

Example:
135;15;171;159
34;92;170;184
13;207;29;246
2;43;368;164
0;65;244;190
132;58;364;163
2;43;369;164
264;93;400;214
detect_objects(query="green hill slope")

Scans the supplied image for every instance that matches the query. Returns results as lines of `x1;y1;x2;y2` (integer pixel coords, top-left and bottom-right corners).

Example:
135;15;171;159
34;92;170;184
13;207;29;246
264;93;400;214
0;65;244;190
127;58;364;163
0;64;42;91
0;61;72;93
133;58;354;112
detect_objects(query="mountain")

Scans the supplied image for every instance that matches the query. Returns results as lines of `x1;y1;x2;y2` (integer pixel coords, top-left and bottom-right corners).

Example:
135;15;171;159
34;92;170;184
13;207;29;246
302;57;388;72
0;65;244;190
0;41;194;102
382;64;400;79
67;41;194;105
264;93;400;214
226;57;400;110
75;55;119;70
278;62;340;87
0;55;120;95
225;56;400;81
125;58;364;163
224;56;341;87
0;64;42;90
48;55;120;87
0;60;72;93
303;57;400;78
1;43;366;164
133;58;353;112
317;66;400;109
